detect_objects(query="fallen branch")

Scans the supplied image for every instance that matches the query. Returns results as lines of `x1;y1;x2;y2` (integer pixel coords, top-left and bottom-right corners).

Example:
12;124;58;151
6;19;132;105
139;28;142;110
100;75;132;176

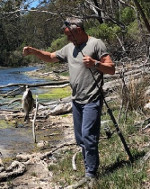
0;109;20;113
66;177;92;189
40;142;76;160
72;152;78;171
0;80;69;89
142;151;150;162
8;98;22;106
3;86;25;98
32;95;39;143
142;123;150;130
44;133;60;137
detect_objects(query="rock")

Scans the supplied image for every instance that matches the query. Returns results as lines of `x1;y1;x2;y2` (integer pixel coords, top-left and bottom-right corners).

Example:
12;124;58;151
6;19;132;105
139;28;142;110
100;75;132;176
37;141;49;149
144;102;150;110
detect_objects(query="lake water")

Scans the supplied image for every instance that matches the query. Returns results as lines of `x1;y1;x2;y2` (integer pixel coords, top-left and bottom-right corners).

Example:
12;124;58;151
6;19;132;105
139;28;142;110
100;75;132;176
0;66;47;93
0;66;55;158
0;66;41;85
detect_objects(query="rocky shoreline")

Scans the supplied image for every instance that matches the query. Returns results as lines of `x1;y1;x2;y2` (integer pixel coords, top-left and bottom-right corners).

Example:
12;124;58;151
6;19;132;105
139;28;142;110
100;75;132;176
0;114;76;189
0;66;75;189
0;62;150;189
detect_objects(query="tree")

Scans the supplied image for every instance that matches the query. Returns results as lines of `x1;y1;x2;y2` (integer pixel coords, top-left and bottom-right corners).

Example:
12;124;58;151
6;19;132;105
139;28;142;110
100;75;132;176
132;0;150;33
1;0;150;66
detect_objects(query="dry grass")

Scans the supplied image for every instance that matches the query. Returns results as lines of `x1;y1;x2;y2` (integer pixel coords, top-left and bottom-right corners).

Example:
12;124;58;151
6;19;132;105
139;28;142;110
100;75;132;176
119;75;149;112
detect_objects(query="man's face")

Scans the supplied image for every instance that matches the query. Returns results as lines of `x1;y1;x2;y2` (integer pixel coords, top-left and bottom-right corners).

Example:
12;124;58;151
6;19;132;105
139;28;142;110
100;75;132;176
64;27;80;45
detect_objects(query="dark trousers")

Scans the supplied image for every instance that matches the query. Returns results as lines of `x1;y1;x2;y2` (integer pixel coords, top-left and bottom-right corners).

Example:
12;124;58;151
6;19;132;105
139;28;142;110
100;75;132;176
72;98;102;174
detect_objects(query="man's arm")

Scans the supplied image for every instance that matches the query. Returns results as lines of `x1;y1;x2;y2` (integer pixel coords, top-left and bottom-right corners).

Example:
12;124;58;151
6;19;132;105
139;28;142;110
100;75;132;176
83;54;115;75
98;55;115;75
23;46;59;63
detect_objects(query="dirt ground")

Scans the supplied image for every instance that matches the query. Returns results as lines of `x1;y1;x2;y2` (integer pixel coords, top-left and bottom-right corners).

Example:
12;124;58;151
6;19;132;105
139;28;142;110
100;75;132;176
0;114;76;189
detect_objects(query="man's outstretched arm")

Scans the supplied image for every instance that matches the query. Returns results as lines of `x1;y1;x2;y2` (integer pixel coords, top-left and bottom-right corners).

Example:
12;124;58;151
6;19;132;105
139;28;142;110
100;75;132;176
23;46;59;63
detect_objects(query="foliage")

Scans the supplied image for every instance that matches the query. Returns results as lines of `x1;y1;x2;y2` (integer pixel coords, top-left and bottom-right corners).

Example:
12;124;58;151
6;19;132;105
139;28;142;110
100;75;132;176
126;76;149;111
87;23;122;43
120;7;136;25
37;86;71;101
127;20;141;41
139;0;150;18
47;108;150;188
0;0;150;66
47;36;68;52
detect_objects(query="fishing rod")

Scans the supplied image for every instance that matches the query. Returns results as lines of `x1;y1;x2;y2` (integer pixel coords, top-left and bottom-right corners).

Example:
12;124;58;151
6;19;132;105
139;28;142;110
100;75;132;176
51;1;133;163
89;70;133;163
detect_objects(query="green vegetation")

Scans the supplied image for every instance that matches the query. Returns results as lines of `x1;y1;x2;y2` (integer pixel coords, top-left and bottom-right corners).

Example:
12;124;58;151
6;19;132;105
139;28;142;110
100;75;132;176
0;120;14;129
47;36;68;52
1;0;150;66
47;106;149;188
87;23;122;43
37;86;71;101
46;75;150;188
0;1;150;188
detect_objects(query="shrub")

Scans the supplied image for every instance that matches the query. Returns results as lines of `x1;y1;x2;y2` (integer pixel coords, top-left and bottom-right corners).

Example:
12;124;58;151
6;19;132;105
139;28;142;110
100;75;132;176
87;23;122;43
120;7;136;25
127;21;142;42
47;36;68;52
120;75;149;111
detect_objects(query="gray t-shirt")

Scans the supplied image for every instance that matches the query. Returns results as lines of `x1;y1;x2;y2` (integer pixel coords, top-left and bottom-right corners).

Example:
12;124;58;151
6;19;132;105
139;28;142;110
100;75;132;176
56;36;108;104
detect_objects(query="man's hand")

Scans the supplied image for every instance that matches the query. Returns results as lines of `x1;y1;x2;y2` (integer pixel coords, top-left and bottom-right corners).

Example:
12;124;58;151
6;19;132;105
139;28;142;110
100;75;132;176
83;55;95;68
23;46;32;56
83;54;115;75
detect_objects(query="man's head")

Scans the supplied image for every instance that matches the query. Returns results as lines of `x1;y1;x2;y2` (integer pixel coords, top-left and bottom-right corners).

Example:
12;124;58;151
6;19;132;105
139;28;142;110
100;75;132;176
63;17;87;45
62;17;84;31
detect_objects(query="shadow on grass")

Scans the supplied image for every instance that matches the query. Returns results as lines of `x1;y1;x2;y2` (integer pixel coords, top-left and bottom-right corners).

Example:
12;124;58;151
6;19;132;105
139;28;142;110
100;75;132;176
99;150;146;177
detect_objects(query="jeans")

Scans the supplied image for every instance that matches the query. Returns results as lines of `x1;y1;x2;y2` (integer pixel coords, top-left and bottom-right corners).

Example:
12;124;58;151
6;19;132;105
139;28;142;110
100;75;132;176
72;98;102;175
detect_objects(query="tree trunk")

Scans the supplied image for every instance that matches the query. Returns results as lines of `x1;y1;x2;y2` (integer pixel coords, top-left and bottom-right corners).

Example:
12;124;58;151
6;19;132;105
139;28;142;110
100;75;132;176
93;0;103;24
133;0;150;33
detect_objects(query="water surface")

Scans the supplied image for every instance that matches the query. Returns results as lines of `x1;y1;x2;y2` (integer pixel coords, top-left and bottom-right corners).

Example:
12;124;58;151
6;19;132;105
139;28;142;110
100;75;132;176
0;66;47;93
0;66;56;158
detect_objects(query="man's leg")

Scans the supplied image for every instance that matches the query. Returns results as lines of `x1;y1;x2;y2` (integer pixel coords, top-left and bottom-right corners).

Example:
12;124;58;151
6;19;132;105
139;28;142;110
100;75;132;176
72;99;102;177
72;101;88;169
72;101;83;145
82;99;102;177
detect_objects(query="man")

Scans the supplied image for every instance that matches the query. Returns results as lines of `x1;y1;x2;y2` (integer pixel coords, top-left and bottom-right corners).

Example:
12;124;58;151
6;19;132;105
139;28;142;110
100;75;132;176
23;17;115;178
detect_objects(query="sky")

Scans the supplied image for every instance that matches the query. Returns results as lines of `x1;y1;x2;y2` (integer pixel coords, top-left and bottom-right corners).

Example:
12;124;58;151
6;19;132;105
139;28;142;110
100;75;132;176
29;1;40;8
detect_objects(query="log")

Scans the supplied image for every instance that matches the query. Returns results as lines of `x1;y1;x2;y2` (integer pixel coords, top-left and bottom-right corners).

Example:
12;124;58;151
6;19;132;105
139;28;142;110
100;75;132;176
38;96;72;115
50;102;72;115
0;80;69;89
3;86;25;98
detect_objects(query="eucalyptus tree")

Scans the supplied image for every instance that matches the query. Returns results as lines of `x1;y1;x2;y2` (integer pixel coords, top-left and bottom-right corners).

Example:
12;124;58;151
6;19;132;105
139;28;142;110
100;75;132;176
1;0;150;66
133;0;150;33
0;0;24;66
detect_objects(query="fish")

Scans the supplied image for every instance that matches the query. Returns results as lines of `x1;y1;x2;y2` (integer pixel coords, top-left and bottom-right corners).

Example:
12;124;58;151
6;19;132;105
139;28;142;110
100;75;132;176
22;86;34;122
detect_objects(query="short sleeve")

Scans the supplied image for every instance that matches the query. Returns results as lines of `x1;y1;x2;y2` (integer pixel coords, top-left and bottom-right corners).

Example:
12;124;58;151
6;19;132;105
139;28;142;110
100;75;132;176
96;39;109;59
55;44;69;62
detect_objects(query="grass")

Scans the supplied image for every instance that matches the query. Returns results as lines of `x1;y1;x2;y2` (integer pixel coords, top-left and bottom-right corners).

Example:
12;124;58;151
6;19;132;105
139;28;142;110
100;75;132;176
118;75;149;112
37;86;71;101
99;162;147;189
2;66;149;188
47;103;150;188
